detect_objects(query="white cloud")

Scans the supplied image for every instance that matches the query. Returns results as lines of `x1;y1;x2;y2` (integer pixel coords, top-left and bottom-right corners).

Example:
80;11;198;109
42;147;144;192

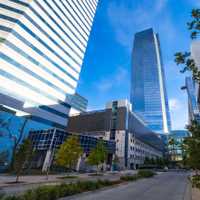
97;67;128;92
107;0;176;50
155;0;168;12
169;98;188;130
169;98;182;111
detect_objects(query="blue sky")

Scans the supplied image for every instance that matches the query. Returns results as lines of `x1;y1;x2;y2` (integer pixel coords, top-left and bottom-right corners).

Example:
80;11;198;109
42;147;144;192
77;0;200;130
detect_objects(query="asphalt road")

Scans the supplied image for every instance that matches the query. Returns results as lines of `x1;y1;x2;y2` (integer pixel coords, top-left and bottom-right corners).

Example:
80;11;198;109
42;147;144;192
63;172;190;200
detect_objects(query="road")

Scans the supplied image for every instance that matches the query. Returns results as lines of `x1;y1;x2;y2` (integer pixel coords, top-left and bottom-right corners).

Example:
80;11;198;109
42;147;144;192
63;172;191;200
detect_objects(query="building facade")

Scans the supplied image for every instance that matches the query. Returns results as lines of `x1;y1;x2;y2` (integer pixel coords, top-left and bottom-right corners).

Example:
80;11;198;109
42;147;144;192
184;77;200;123
131;28;171;134
168;130;190;161
69;93;88;116
67;100;164;169
29;128;115;172
191;41;200;120
0;0;98;129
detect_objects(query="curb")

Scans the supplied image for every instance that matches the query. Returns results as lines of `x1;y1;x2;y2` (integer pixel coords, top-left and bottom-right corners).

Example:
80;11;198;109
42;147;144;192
184;179;192;200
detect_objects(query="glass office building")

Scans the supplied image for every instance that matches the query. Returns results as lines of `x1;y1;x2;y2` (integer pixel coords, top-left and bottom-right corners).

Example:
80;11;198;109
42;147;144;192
131;28;171;134
168;130;190;161
0;0;99;165
184;77;200;123
191;41;200;115
0;0;98;129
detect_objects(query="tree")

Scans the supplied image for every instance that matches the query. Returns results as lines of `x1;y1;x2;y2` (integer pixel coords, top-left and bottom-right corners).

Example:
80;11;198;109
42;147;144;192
55;135;83;172
174;8;200;172
144;157;150;165
0;115;29;170
175;9;200;82
168;138;177;161
87;140;108;173
14;139;33;182
182;121;200;174
150;158;155;165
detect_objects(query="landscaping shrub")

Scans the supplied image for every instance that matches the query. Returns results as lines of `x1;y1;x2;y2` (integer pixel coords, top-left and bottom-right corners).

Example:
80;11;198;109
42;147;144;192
57;175;77;179
138;170;156;178
2;171;156;200
192;175;200;189
0;193;5;200
120;175;139;181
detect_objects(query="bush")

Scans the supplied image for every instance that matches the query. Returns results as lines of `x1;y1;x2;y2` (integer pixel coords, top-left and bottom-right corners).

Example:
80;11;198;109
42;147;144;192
57;176;77;179
138;170;156;178
3;196;23;200
120;175;139;181
192;175;200;189
2;171;156;200
0;193;5;200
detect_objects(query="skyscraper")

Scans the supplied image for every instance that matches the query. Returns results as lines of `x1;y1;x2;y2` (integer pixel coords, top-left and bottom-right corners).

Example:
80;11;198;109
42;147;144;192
0;0;98;129
184;77;200;123
191;41;200;111
183;41;200;124
130;28;171;134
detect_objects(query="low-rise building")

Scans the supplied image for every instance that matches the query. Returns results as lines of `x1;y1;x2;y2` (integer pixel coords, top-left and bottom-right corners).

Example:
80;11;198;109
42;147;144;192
29;128;115;172
67;100;164;169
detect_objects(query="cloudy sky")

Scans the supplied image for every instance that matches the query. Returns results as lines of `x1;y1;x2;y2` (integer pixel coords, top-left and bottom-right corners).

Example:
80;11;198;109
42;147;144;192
77;0;200;130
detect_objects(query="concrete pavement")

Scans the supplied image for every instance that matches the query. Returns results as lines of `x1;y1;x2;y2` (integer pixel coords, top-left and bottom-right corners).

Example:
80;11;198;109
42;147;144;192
62;172;191;200
0;171;137;195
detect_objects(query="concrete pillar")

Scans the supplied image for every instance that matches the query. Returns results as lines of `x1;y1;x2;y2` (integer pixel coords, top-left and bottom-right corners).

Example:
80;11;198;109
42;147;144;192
42;149;53;172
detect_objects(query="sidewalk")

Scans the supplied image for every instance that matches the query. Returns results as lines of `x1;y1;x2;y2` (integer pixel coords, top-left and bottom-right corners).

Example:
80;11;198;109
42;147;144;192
0;170;137;195
192;188;200;200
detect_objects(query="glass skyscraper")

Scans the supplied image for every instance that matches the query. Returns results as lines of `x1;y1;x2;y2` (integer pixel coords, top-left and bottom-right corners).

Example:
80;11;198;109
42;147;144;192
185;77;200;123
130;28;171;134
0;0;98;129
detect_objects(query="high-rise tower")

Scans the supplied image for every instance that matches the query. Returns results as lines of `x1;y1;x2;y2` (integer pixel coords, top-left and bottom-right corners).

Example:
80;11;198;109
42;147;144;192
0;0;98;129
130;28;171;134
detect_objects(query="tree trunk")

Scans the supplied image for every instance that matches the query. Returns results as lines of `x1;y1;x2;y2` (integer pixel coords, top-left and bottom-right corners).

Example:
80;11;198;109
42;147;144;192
10;118;28;171
16;172;20;183
46;169;49;180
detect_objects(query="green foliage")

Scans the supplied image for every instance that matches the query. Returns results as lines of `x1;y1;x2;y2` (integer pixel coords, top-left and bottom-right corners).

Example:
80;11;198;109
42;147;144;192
192;175;200;189
55;135;83;171
0;37;5;44
138;170;156;178
182;121;200;170
57;175;77;179
0;193;5;200
87;140;108;171
120;174;139;181
144;157;150;165
120;170;156;181
175;9;200;83
2;170;157;200
14;139;33;182
0;116;29;171
1;180;123;200
188;9;200;39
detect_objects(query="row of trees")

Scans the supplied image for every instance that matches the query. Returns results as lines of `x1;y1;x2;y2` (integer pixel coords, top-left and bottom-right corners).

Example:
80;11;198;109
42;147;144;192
144;157;169;167
9;135;109;182
175;9;200;173
55;136;108;173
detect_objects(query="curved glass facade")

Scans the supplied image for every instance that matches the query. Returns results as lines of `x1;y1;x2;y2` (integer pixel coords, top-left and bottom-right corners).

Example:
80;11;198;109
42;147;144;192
131;28;171;134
